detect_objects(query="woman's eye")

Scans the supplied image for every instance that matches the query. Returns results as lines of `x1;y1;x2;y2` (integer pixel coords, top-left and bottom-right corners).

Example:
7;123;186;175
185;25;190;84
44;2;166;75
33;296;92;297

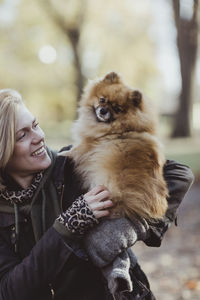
33;122;39;128
17;133;25;141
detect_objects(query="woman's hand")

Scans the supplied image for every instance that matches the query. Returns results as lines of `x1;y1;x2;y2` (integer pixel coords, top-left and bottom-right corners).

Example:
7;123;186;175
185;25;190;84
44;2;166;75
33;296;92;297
55;185;113;235
84;185;113;219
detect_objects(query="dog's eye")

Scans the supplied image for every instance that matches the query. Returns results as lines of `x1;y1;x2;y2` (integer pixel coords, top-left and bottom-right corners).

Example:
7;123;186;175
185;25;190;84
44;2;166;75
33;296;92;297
99;97;106;103
113;105;121;114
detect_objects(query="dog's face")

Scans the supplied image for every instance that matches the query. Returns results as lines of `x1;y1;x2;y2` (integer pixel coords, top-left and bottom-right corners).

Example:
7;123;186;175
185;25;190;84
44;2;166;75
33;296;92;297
93;85;142;124
78;72;156;135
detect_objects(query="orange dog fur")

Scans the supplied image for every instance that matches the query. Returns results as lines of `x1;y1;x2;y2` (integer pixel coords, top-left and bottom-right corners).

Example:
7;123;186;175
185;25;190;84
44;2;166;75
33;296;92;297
66;72;168;219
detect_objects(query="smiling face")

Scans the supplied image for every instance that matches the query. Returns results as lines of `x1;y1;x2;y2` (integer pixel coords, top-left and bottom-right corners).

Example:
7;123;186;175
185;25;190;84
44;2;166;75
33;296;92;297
5;104;51;186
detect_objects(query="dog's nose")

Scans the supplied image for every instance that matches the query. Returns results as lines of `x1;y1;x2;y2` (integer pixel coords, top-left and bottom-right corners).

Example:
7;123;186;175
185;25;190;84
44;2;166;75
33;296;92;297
100;107;108;115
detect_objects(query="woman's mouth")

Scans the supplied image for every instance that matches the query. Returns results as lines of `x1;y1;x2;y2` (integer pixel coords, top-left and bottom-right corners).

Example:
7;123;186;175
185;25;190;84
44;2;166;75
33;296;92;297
31;146;46;157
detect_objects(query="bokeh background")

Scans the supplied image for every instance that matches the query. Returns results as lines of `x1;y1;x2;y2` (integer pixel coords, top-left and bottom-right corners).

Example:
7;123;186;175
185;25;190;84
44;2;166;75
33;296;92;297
0;0;199;298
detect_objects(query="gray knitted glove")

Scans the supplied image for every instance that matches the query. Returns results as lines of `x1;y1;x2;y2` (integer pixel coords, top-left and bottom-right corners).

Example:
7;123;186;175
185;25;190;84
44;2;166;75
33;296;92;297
56;195;99;235
84;217;149;267
102;250;133;294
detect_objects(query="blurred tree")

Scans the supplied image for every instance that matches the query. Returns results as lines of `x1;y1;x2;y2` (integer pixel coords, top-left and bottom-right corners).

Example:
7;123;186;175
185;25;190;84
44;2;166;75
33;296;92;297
0;0;77;129
40;0;86;103
171;0;199;137
0;0;160;144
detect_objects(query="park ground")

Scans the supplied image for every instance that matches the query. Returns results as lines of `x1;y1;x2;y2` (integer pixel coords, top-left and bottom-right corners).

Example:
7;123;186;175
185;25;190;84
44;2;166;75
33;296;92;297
134;179;200;300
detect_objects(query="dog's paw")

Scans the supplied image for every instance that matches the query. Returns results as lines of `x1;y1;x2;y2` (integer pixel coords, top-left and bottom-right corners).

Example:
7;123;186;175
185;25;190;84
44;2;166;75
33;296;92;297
103;72;121;84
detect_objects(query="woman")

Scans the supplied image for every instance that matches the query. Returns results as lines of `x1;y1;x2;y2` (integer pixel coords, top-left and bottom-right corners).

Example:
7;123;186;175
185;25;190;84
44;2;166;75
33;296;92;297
0;89;194;300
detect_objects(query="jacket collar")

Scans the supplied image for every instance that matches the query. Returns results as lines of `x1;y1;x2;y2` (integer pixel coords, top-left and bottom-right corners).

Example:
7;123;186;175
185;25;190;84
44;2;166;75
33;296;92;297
0;147;58;214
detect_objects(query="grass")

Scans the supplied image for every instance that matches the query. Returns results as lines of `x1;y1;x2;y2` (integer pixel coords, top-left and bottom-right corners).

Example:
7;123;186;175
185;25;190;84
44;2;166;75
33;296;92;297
166;152;200;175
163;137;200;176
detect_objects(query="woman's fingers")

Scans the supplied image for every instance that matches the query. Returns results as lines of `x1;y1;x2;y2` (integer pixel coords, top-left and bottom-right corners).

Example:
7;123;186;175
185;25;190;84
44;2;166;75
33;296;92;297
84;185;114;219
86;190;110;205
94;209;110;219
89;199;113;211
84;185;107;197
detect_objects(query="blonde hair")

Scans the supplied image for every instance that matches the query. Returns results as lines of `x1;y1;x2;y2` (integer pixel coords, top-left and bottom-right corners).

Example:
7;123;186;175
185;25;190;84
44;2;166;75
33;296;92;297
0;89;23;190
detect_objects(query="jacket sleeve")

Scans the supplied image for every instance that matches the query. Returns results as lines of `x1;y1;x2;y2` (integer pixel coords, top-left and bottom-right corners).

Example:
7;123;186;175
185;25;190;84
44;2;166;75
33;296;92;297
144;159;194;247
0;227;73;300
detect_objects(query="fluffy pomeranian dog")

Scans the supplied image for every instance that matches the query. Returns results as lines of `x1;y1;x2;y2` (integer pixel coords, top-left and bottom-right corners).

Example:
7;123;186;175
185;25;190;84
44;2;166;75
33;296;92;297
66;72;168;219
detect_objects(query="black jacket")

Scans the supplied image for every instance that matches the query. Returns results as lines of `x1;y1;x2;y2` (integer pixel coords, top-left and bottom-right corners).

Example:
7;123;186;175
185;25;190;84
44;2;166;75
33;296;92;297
0;149;194;300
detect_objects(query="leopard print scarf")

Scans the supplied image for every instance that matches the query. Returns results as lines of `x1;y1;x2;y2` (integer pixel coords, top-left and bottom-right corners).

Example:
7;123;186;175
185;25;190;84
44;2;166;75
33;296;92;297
0;172;43;205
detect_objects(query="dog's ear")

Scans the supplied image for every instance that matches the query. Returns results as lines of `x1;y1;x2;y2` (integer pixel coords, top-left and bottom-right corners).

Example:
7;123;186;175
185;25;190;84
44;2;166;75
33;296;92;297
129;90;142;108
103;72;121;84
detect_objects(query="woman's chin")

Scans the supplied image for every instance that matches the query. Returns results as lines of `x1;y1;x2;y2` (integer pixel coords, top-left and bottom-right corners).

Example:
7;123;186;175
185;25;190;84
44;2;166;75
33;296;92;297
33;152;51;171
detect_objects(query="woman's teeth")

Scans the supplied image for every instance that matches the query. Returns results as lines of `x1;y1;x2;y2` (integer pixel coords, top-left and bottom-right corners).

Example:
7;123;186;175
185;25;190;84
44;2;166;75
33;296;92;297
32;147;45;156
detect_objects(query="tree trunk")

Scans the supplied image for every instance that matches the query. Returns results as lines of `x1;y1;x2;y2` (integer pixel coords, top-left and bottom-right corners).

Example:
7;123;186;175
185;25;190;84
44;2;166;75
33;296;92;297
40;0;86;105
171;0;199;137
68;28;85;103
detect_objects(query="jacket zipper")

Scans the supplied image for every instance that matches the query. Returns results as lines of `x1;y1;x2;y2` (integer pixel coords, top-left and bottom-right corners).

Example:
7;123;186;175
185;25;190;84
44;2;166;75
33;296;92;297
60;183;65;212
48;183;64;299
49;283;55;299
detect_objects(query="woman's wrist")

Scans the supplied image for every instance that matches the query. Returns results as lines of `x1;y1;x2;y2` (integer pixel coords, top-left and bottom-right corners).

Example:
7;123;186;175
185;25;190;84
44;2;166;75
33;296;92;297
56;195;99;236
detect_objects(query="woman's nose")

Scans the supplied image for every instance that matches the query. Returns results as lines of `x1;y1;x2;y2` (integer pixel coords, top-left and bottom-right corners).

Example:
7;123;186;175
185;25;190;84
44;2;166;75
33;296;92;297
32;127;45;144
